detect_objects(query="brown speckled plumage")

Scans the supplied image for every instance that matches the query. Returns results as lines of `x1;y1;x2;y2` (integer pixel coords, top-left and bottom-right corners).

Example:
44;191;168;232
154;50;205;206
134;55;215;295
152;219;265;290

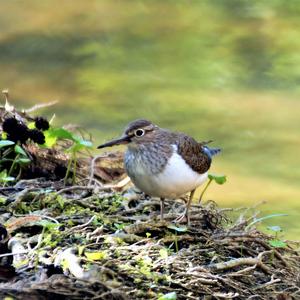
98;119;220;224
176;134;211;174
123;119;212;175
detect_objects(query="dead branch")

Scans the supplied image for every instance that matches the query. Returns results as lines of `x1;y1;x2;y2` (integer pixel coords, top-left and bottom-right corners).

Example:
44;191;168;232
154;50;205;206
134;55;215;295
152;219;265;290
208;251;272;273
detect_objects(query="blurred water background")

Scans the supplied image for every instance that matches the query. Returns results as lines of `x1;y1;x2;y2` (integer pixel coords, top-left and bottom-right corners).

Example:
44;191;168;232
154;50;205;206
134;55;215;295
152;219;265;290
0;0;299;238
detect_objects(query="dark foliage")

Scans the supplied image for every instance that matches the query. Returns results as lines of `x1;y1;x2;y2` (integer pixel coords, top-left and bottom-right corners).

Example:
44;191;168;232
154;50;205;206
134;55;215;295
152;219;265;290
28;129;45;145
3;117;30;144
35;117;49;131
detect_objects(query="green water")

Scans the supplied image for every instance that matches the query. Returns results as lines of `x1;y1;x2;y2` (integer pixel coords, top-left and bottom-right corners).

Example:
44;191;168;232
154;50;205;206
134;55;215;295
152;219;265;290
0;0;299;238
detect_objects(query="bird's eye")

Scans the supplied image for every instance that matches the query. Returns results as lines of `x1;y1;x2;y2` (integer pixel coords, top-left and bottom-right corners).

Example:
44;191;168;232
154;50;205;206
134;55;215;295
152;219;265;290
134;129;145;137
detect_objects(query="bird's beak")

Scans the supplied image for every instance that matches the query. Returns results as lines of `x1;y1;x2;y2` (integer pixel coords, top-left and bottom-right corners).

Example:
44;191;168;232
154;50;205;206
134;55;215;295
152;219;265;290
97;135;131;149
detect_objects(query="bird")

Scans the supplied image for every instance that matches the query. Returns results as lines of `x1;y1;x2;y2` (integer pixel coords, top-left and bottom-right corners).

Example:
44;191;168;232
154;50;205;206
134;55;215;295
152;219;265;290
98;119;221;225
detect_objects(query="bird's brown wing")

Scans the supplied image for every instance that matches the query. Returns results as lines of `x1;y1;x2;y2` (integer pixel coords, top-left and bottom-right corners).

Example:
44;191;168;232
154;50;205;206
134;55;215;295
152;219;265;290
176;133;211;174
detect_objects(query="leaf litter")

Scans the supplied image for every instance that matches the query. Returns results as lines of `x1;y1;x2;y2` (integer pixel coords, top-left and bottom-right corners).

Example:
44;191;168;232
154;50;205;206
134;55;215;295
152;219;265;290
0;100;299;300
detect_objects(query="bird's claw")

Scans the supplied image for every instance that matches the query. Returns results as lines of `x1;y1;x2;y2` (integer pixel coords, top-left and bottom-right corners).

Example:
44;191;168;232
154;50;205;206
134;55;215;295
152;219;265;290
174;209;190;226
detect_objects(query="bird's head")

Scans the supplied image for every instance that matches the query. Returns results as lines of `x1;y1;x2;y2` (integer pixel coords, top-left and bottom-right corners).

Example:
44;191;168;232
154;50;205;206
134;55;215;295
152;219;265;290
97;119;158;150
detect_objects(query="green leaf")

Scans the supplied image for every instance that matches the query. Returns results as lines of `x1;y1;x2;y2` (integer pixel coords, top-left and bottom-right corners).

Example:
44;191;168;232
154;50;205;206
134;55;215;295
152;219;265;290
159;248;169;259
46;128;75;140
36;220;60;230
78;245;85;256
269;239;287;248
85;251;107;261
208;174;227;184
44;127;93;149
267;225;282;233
167;224;188;232
0;170;15;182
56;196;65;209
1;176;15;182
14;145;27;157
0;197;7;205
43;127;74;147
16;158;31;164
27;122;35;129
43;130;57;148
0;140;15;148
158;292;177;300
0;170;6;179
114;223;125;230
0;176;16;182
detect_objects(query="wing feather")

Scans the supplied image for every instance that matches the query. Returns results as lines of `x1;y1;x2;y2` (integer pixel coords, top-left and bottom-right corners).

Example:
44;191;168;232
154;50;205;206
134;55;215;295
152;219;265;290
176;134;212;174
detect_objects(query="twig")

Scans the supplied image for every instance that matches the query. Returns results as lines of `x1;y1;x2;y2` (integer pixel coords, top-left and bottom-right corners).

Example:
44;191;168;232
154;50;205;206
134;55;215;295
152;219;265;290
103;176;131;190
0;251;27;258
88;155;104;187
120;200;160;215
24;100;58;113
8;187;37;208
227;265;257;277
38;214;59;224
55;185;97;196
256;240;289;267
181;272;219;285
253;274;281;290
208;251;272;273
55;178;131;197
212;292;239;299
67;216;96;233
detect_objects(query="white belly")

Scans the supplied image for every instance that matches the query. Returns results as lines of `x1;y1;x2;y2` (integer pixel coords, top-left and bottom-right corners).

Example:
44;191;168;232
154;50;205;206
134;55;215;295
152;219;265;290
130;152;208;199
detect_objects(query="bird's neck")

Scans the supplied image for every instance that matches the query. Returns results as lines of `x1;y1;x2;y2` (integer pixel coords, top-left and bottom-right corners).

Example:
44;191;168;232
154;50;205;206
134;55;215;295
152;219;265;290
125;141;174;175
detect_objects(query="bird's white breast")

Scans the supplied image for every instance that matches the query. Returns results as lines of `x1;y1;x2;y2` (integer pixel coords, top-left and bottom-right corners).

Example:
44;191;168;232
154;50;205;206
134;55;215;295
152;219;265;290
153;152;208;198
127;146;208;199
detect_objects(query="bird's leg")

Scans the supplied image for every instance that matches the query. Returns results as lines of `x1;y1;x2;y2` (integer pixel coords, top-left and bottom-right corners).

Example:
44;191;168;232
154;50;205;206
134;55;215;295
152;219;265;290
160;197;165;220
175;189;196;225
186;189;196;225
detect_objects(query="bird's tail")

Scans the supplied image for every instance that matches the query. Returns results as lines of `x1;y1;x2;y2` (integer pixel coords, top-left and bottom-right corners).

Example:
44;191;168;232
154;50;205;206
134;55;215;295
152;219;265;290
202;146;221;158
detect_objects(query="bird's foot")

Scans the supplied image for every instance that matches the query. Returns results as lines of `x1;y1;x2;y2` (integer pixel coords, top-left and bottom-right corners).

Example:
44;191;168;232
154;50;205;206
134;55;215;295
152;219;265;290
174;209;190;226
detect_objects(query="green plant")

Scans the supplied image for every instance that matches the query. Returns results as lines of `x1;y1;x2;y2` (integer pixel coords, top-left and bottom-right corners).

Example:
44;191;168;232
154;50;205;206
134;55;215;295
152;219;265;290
1;108;93;185
159;248;169;259
244;214;288;248
0;140;31;185
0;112;52;184
0;140;16;179
114;223;126;230
43;127;93;184
167;224;188;252
0;169;15;184
198;174;227;203
267;225;287;248
0;140;15;148
8;145;31;176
